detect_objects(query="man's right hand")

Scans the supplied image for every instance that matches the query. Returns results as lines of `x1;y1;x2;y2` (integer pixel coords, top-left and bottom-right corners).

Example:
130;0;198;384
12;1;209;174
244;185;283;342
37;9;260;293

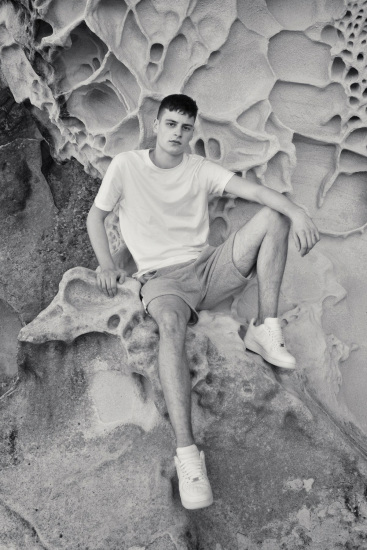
97;268;126;298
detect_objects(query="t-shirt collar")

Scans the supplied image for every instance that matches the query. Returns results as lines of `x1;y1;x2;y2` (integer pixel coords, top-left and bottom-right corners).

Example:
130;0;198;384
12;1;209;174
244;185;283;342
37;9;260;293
145;149;187;171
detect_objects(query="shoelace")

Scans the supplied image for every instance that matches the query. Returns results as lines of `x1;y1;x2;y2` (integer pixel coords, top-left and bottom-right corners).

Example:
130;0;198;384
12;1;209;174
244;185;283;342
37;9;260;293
179;456;206;483
266;325;285;348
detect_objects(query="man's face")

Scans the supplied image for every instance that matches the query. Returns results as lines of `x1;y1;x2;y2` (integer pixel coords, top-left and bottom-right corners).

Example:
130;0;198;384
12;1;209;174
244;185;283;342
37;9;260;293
153;109;195;156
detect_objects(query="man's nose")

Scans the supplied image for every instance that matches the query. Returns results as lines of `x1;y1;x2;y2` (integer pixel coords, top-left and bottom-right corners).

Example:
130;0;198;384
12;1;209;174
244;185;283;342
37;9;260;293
175;127;182;137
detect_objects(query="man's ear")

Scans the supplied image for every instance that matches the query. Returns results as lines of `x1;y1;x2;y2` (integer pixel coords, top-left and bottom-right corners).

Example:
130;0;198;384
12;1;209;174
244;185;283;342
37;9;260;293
153;118;159;134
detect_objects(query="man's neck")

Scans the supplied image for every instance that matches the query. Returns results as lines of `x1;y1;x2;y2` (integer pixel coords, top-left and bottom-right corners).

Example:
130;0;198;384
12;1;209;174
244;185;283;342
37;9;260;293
150;147;184;169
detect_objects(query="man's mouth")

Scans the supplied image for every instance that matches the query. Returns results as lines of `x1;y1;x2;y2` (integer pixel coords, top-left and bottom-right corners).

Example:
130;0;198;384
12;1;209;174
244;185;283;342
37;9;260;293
170;140;181;145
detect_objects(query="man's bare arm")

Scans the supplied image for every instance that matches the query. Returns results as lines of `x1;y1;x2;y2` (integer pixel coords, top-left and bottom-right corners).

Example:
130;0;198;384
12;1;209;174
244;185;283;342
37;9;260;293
86;204;126;297
224;174;320;257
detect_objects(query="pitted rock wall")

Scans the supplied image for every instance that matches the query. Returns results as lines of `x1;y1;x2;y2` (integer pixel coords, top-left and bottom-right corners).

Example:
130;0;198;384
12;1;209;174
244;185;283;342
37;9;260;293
1;0;367;548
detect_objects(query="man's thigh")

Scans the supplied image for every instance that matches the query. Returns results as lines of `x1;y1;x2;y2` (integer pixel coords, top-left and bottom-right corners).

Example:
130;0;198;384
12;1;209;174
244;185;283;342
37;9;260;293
232;206;275;276
196;229;258;312
139;261;202;325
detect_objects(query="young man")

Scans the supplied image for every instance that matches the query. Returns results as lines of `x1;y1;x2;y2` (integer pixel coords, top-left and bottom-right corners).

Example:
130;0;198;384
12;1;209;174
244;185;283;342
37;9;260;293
87;94;319;510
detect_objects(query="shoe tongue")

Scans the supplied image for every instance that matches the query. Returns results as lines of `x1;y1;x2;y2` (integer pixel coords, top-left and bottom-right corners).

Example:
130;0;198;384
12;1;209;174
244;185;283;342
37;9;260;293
264;317;281;327
177;445;200;459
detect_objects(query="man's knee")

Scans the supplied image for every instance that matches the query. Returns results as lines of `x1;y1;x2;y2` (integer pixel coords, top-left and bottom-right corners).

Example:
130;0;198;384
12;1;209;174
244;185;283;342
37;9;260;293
148;297;190;335
262;207;290;235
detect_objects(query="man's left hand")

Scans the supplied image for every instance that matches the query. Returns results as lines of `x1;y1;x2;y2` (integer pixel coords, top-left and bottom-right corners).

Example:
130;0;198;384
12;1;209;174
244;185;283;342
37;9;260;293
291;209;320;257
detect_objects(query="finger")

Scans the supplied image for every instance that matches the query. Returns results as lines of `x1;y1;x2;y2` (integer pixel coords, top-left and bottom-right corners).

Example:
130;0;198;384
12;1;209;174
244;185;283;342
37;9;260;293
309;229;319;251
305;231;313;254
101;277;110;297
97;274;106;294
106;276;115;298
110;276;117;297
298;233;308;256
292;230;301;252
117;272;125;285
311;230;319;248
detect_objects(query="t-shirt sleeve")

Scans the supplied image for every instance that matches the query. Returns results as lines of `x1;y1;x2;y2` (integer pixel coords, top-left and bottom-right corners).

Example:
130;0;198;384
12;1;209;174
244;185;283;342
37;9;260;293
197;158;234;195
94;155;125;211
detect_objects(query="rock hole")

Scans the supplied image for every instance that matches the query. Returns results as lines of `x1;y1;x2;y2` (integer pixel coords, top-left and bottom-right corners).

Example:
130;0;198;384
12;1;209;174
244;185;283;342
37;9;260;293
235;171;242;177
92;57;101;70
363;88;367;96
321;25;342;44
147;62;158;80
238;324;246;340
150;43;164;62
350;33;355;39
350;82;360;92
331;57;346;78
208;50;221;64
94;136;106;148
208;138;221;159
34;19;53;43
195;139;206;157
123;327;132;339
357;53;364;61
205;373;213;385
346;67;359;80
348;115;361;123
349;96;359;105
107;314;120;329
341;49;352;58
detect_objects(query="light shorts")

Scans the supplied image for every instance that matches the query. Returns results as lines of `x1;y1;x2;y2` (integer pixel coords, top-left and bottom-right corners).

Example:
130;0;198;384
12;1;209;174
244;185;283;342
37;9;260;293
138;229;256;325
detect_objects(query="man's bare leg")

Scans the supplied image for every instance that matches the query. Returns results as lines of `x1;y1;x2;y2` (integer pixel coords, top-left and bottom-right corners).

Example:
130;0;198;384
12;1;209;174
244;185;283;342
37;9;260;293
148;294;213;509
147;294;194;447
232;206;295;368
232;206;290;323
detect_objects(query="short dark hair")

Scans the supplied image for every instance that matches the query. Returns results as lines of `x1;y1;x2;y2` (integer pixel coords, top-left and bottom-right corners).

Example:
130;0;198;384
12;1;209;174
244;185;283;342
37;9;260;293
157;94;198;120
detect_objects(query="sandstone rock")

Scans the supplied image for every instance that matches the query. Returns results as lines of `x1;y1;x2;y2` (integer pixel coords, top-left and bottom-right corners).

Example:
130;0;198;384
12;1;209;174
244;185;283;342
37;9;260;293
1;0;367;547
0;268;365;548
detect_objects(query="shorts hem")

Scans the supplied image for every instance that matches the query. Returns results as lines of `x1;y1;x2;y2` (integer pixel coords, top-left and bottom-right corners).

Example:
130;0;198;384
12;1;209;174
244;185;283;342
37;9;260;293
230;228;257;283
142;291;199;326
230;261;256;283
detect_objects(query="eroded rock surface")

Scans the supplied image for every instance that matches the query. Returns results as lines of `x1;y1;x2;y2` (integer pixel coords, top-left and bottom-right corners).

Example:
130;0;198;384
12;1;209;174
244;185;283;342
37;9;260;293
0;268;364;548
1;0;367;547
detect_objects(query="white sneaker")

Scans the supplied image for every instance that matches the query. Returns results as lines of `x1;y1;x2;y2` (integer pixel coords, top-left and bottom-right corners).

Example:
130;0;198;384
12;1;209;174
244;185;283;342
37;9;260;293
174;451;213;510
244;318;296;369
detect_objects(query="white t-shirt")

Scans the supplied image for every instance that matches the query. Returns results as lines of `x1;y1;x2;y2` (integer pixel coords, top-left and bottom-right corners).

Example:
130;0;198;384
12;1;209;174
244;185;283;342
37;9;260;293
94;149;234;277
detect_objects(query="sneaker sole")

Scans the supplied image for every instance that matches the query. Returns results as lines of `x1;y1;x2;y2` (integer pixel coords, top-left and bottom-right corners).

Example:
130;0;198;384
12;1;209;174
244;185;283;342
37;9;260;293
244;337;296;369
180;494;214;510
